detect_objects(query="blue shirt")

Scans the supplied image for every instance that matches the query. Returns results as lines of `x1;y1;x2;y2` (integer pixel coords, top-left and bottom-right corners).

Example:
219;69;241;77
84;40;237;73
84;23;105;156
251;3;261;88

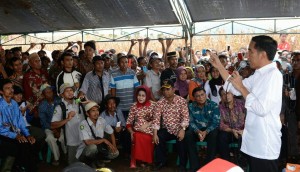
109;68;140;111
100;108;126;127
0;98;30;139
188;99;220;133
39;96;61;130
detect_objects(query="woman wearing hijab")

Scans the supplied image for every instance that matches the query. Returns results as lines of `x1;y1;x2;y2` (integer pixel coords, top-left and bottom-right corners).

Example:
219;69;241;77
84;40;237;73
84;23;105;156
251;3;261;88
188;65;206;101
174;66;189;99
126;85;156;169
204;66;224;104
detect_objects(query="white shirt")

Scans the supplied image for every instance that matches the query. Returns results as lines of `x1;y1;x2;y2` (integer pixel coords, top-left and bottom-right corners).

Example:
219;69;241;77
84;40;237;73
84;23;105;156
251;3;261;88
76;117;113;158
204;80;222;104
224;62;282;160
51;99;85;146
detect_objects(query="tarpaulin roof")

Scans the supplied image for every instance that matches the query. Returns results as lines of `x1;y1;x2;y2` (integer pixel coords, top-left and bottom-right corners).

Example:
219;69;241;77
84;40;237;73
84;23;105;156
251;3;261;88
1;0;300;35
0;0;178;34
185;0;300;22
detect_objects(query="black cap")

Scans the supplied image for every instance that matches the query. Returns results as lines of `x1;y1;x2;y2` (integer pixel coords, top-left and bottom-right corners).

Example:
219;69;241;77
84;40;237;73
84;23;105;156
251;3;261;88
161;79;174;89
167;51;177;58
92;55;105;63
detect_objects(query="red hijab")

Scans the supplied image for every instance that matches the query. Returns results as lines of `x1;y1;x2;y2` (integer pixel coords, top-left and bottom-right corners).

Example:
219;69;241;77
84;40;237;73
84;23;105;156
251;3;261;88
135;85;152;108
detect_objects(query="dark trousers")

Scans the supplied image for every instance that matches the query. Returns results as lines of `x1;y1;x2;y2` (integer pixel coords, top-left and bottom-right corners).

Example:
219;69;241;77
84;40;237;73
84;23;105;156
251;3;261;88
115;129;131;154
247;154;278;172
154;129;187;169
0;136;37;172
218;130;241;161
185;129;218;170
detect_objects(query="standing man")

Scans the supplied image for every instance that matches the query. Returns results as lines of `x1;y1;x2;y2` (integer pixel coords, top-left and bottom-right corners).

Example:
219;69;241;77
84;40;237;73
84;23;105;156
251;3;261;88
51;83;85;164
278;33;291;51
109;55;140;119
56;52;82;96
78;55;110;105
23;53;49;127
209;35;282;172
78;41;96;75
160;51;178;85
152;79;189;171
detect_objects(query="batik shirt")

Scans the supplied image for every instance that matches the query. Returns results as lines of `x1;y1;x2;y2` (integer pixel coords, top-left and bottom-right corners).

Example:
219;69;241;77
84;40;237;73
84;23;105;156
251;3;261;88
126;101;156;135
188;99;220;133
219;99;246;131
23;69;49;104
152;95;189;135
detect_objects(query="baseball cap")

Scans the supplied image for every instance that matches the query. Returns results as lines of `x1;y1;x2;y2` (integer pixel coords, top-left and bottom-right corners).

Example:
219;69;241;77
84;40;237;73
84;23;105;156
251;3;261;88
161;79;174;89
85;101;100;112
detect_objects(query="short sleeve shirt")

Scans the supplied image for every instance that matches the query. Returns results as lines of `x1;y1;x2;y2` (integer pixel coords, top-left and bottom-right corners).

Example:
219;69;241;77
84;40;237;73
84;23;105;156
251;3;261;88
76;117;113;158
51;99;85;146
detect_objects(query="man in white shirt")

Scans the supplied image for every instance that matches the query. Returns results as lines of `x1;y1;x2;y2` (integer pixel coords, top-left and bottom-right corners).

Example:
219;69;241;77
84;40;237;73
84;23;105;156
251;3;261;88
51;83;85;164
209;35;282;172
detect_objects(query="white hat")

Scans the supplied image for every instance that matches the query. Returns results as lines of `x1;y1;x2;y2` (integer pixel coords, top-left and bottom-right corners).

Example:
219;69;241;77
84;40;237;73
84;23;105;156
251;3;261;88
85;101;99;112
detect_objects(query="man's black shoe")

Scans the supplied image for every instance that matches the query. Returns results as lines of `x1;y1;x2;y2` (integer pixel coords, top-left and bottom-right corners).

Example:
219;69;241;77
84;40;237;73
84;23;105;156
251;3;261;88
151;163;165;171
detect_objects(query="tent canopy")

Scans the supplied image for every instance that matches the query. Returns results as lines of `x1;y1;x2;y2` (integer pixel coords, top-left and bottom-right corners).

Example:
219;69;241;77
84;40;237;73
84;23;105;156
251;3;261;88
0;0;300;35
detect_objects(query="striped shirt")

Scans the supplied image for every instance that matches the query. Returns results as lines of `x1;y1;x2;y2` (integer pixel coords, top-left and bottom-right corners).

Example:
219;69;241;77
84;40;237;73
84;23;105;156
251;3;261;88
109;68;140;111
79;70;110;104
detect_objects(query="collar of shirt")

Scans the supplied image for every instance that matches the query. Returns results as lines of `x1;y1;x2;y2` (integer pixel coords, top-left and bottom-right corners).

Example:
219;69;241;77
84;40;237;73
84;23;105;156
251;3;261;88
161;94;180;104
150;69;161;76
191;100;209;109
87;117;95;126
256;62;277;75
62;98;75;106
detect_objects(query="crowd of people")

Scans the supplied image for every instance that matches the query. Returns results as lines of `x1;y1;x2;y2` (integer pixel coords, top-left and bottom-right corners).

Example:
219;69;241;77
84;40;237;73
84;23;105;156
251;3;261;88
0;34;299;172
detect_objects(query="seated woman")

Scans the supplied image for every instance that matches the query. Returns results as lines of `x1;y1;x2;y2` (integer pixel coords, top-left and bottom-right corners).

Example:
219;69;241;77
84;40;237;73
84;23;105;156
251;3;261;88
218;87;246;161
174;66;189;99
126;85;155;169
100;94;130;155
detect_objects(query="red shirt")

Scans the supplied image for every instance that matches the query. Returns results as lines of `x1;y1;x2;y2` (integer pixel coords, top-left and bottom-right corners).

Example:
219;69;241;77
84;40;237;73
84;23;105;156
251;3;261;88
23;69;49;104
278;42;291;51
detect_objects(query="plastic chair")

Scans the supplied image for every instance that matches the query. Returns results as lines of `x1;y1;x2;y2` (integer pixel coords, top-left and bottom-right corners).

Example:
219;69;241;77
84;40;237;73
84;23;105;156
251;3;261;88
39;145;52;163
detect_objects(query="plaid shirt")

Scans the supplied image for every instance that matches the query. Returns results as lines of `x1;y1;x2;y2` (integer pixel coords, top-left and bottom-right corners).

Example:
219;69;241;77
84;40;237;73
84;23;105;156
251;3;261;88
152;95;189;135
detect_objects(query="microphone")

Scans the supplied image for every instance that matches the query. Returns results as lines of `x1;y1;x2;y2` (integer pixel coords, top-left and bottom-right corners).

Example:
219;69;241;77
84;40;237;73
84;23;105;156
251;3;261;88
236;61;247;72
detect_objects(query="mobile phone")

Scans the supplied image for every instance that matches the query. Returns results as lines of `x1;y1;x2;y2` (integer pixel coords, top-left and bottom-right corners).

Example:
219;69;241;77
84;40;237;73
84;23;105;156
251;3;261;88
142;66;148;72
237;53;243;61
227;45;230;51
202;49;206;56
128;58;132;68
116;121;121;127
